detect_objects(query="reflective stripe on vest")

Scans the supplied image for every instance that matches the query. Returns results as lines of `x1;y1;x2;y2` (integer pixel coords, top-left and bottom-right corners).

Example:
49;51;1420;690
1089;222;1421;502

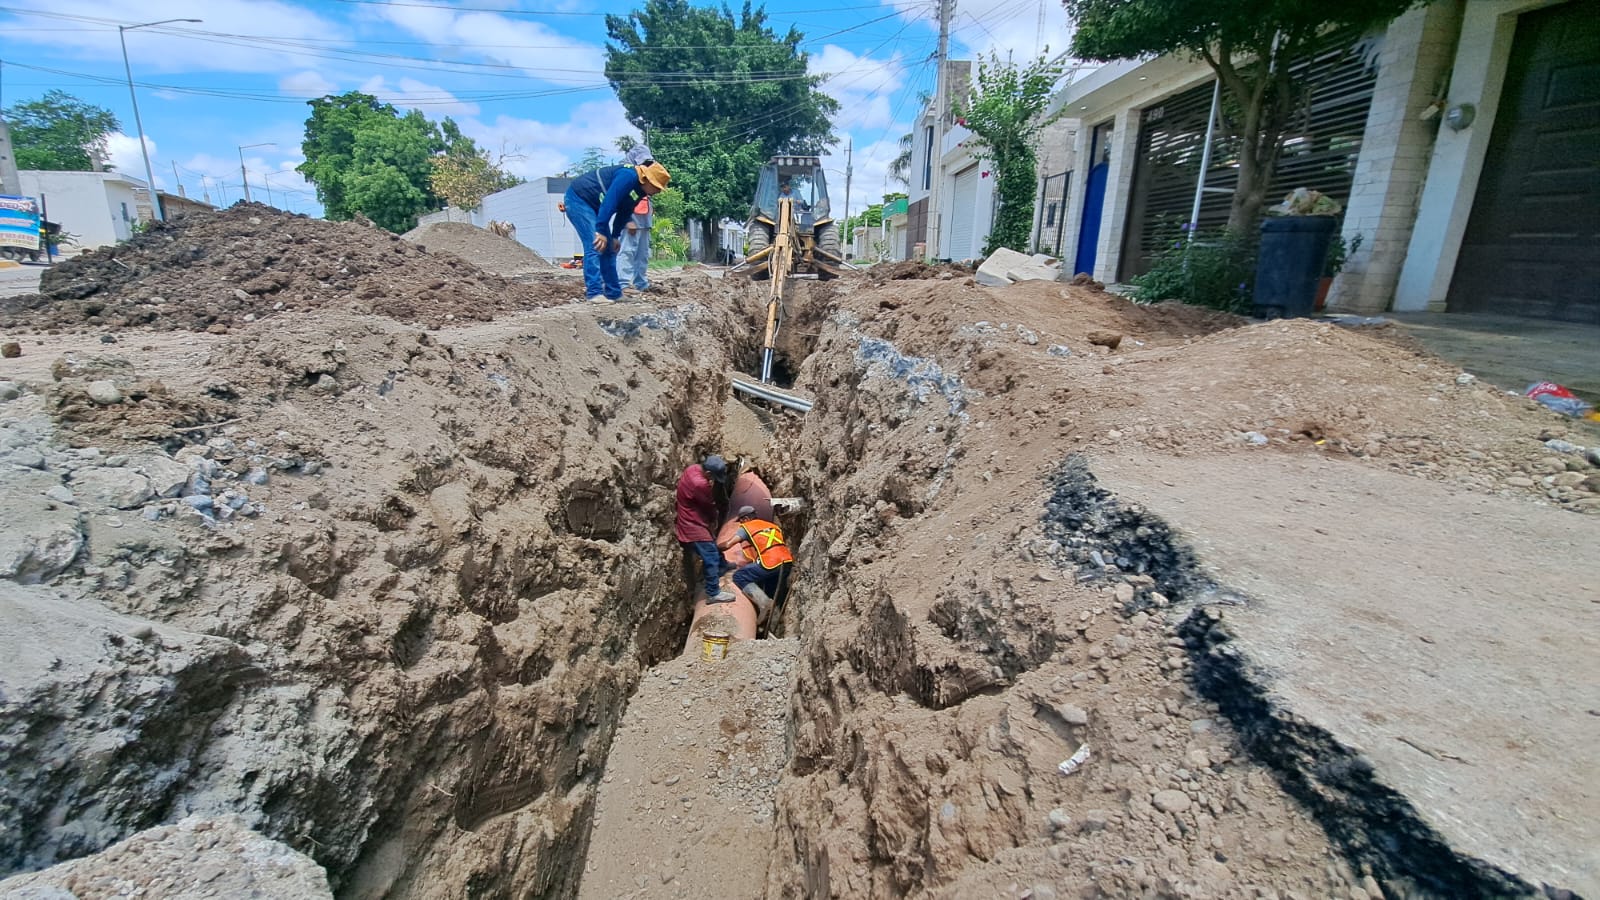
739;519;794;569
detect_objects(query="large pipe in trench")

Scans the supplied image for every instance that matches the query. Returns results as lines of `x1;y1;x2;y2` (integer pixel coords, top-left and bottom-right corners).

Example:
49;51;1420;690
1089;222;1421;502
681;471;778;652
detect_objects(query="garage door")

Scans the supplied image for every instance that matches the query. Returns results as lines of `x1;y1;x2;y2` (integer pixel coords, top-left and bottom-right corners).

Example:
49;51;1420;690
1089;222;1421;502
948;165;980;260
1448;1;1600;323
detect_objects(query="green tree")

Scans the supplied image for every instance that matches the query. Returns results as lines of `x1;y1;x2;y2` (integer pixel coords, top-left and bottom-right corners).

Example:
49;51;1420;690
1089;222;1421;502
430;142;522;211
647;124;767;238
298;91;496;232
569;146;615;175
1066;0;1425;230
648;186;690;261
888;132;914;188
3;90;121;171
958;54;1065;255
605;0;839;253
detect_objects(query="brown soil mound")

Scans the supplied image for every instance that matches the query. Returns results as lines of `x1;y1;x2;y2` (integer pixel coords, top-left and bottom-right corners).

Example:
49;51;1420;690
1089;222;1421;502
400;221;552;276
2;203;572;332
866;259;974;283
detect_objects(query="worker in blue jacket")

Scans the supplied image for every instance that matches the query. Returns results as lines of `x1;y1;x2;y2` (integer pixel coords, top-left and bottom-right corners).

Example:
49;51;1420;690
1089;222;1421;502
563;160;671;301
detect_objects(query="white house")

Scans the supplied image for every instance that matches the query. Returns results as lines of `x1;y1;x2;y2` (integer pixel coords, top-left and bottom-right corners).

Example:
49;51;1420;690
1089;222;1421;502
905;61;1004;263
18;170;148;250
477;177;581;263
1044;0;1598;322
906;62;1080;264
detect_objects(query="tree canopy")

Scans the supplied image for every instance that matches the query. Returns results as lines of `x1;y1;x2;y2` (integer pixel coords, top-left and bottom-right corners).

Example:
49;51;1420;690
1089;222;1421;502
429;151;523;213
298;92;515;232
958;54;1065;255
605;0;838;247
2;90;121;171
1066;0;1424;229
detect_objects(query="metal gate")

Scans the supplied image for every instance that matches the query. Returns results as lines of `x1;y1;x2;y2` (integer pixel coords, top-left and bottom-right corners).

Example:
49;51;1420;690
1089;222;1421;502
1448;2;1600;322
1036;171;1073;257
1118;30;1378;281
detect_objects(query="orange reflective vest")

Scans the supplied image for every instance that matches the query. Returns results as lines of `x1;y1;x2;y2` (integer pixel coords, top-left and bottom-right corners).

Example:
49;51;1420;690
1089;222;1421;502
737;519;793;569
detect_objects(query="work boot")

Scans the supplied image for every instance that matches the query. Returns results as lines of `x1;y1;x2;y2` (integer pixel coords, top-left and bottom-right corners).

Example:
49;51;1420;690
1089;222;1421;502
744;584;774;624
708;590;737;605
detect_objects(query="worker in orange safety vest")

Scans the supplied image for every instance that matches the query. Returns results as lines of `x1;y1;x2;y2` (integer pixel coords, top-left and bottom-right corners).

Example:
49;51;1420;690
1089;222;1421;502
720;505;794;627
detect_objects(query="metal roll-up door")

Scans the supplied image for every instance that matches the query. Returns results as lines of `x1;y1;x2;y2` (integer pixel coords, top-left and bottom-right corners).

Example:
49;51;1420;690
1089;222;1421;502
949;165;980;260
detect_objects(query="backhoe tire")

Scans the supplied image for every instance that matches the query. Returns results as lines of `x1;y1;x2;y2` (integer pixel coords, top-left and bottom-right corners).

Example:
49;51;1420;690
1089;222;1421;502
814;222;841;280
747;223;773;281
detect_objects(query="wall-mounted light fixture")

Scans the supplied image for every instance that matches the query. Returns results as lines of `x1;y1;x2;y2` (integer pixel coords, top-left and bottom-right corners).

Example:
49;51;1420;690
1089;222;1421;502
1445;103;1476;131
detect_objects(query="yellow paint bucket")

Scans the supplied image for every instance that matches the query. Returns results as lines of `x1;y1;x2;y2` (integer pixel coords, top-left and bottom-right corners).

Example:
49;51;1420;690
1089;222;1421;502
701;630;730;661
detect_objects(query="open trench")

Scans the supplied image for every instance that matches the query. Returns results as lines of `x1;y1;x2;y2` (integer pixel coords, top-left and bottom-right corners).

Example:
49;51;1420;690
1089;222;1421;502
0;269;1557;899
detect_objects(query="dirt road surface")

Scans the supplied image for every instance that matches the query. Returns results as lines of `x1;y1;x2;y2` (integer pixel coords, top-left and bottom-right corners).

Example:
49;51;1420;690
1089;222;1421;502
1098;450;1600;895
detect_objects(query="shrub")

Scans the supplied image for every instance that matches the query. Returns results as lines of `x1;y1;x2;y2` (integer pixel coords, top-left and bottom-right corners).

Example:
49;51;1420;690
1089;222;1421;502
1131;225;1257;313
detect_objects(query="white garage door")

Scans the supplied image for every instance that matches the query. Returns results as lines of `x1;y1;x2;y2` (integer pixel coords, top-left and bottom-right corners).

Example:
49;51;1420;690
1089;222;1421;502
948;165;980;261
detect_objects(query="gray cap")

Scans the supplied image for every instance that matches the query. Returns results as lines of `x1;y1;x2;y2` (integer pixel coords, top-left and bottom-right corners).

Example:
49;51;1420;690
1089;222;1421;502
702;455;727;480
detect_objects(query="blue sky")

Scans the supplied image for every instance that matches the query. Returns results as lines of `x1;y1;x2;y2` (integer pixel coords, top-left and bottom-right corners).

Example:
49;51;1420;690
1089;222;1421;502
0;0;1075;218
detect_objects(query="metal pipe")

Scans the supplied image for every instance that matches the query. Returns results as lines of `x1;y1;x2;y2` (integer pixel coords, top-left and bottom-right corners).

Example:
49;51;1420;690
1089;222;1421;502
1188;79;1221;240
731;379;813;413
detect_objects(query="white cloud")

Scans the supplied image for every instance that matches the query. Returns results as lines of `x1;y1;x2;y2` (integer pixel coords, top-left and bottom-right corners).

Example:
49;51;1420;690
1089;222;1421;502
810;44;908;131
359;76;482;119
461;98;638;179
280;70;337;97
882;0;1077;64
106;132;162;188
376;5;608;88
2;0;345;74
819;133;908;211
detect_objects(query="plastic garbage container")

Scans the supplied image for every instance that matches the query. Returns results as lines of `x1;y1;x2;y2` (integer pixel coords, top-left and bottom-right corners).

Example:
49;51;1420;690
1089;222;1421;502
1253;216;1337;319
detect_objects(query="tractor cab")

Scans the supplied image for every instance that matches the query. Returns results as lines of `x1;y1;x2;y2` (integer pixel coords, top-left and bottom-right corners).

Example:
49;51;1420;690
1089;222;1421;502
751;157;832;225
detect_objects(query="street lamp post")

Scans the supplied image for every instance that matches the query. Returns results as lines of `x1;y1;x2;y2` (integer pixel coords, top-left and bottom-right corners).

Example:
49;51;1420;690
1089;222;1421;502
118;18;201;222
238;143;276;204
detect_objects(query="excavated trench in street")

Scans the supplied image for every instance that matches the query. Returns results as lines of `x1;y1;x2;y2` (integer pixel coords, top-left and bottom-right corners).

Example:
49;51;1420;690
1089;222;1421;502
0;265;1557;899
353;277;1548;890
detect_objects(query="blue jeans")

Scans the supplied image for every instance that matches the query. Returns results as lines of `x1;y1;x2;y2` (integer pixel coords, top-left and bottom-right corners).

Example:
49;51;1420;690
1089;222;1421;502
563;187;621;299
682;540;723;598
619;227;650;290
733;561;789;600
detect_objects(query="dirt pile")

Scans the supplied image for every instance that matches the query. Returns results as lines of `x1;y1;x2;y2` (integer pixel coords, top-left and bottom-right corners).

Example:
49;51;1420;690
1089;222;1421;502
0;816;330;899
3;218;1594;900
1;203;576;332
751;274;1594;897
401;221;553;276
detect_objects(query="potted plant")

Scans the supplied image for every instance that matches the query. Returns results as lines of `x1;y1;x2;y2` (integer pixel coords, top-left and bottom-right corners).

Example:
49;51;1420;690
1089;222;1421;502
1252;188;1342;319
1316;233;1362;311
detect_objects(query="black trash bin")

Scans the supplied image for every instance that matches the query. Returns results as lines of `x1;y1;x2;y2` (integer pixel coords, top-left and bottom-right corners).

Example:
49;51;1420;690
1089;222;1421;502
1252;216;1337;319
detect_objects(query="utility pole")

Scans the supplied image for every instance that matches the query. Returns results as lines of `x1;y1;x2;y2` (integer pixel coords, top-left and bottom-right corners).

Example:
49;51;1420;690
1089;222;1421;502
842;138;852;259
119;19;201;222
926;0;953;261
238;142;275;204
171;161;184;198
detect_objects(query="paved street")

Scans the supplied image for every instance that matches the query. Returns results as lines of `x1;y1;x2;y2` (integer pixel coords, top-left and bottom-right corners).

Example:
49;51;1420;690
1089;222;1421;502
0;263;45;300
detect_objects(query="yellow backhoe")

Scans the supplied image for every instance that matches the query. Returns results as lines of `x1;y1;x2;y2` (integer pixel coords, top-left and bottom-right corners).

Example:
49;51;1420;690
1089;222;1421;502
731;156;843;396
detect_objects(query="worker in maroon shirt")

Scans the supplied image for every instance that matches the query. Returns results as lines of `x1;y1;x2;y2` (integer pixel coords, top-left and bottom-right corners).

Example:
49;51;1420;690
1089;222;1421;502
676;454;734;603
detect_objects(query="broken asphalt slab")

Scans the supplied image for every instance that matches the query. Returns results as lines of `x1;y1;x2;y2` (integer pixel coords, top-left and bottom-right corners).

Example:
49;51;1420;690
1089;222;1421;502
1094;449;1599;896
